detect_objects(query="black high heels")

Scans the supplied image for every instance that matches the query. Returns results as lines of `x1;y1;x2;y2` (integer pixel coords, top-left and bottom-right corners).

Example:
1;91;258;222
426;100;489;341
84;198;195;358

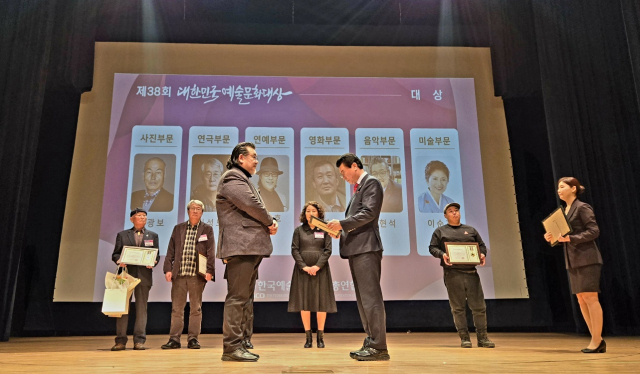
582;339;606;353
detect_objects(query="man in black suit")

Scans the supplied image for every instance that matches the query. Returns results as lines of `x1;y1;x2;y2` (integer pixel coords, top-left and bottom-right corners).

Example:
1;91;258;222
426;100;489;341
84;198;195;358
111;208;160;351
369;157;403;213
327;153;389;361
130;157;174;211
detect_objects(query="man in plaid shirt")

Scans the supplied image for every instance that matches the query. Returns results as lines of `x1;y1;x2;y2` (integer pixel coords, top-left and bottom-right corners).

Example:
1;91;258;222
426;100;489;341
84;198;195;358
161;200;215;350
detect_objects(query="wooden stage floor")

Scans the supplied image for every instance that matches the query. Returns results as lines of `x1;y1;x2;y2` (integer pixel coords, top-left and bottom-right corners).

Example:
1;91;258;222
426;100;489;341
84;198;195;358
1;333;639;373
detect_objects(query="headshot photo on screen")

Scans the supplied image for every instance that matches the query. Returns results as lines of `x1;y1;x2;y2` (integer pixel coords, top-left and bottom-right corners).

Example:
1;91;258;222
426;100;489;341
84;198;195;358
130;154;176;212
255;155;289;212
305;156;346;213
364;155;403;213
418;159;455;213
190;155;226;212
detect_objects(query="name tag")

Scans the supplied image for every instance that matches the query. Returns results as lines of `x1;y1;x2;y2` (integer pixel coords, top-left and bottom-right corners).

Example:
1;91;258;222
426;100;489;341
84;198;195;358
314;232;325;239
144;240;154;247
198;234;208;242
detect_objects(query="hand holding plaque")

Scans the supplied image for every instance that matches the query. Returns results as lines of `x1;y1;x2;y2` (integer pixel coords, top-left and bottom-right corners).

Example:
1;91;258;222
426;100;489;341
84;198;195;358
119;246;158;267
444;242;481;265
542;207;572;247
309;215;341;237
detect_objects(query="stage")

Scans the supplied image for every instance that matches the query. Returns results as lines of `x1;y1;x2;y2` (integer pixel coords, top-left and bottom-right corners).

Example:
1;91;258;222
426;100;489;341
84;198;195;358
1;333;638;373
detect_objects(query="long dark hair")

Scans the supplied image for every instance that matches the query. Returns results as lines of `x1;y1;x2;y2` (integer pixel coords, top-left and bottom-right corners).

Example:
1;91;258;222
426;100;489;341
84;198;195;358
299;201;326;225
226;142;256;169
558;177;586;196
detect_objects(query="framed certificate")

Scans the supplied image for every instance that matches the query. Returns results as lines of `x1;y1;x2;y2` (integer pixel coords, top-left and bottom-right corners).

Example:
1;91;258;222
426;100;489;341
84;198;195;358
119;246;158;267
444;242;482;265
198;253;207;276
541;206;573;247
309;215;341;237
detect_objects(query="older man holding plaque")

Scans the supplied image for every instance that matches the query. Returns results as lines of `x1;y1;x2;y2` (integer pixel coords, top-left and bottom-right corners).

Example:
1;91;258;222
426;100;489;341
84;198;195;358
429;202;495;349
111;208;160;351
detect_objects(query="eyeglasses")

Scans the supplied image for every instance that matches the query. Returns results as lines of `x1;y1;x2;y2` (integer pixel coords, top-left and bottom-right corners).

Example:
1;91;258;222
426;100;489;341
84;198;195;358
261;172;279;178
371;171;389;178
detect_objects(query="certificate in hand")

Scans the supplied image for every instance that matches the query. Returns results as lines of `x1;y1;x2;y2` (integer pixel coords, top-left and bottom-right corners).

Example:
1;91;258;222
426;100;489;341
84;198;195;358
444;242;482;265
542;206;572;247
309;215;341;237
119;246;158;267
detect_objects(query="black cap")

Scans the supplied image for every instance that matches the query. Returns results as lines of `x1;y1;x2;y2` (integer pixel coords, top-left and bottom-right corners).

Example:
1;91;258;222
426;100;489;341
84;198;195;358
130;208;147;217
443;202;460;213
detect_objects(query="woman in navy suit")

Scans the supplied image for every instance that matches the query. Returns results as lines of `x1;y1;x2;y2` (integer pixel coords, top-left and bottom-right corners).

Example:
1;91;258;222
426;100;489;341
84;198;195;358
544;177;605;353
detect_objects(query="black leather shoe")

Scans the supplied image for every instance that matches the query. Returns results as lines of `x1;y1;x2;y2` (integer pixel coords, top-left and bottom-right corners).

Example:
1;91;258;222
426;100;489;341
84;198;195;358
242;339;254;349
354;347;390;361
188;339;201;349
350;337;370;359
161;340;181;349
582;339;606;353
221;348;259;362
304;330;313;348
133;343;146;350
111;343;126;351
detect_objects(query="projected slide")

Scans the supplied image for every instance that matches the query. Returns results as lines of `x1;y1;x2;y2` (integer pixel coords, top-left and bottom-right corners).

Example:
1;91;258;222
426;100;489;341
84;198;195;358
92;74;492;302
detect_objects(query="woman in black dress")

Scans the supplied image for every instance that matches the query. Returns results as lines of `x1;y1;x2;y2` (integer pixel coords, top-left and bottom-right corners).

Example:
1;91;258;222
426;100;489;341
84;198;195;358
544;177;605;353
288;201;337;348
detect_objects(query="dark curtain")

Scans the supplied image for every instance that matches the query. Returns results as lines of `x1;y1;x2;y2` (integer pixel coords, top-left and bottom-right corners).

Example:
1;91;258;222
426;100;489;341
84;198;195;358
530;0;640;335
0;0;58;341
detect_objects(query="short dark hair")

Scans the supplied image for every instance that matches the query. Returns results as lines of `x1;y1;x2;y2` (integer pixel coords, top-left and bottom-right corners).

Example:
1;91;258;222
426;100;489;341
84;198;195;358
336;153;363;169
558;177;586;196
299;201;326;225
227;142;256;169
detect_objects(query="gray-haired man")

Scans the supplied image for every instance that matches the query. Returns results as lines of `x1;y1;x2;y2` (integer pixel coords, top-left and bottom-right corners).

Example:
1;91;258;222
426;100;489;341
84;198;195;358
161;200;215;350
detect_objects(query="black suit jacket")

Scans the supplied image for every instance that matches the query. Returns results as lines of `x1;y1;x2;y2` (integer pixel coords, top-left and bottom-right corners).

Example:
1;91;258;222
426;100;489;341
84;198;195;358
112;228;160;288
381;180;403;213
563;199;602;269
339;173;384;258
164;221;216;281
130;188;174;211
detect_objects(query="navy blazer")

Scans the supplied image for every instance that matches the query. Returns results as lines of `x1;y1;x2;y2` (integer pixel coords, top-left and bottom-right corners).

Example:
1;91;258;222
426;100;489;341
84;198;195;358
339;173;384;258
563;199;603;269
112;228;160;288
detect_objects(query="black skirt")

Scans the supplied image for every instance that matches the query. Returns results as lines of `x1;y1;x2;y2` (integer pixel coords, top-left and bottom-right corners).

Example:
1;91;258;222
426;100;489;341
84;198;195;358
568;264;602;294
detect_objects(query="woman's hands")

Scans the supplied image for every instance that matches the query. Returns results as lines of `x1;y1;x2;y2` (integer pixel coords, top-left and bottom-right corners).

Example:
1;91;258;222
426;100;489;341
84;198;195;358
302;265;321;276
544;232;570;243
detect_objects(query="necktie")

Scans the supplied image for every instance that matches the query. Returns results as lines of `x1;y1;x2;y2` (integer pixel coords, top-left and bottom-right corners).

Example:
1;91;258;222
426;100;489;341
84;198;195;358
135;231;142;247
353;183;359;193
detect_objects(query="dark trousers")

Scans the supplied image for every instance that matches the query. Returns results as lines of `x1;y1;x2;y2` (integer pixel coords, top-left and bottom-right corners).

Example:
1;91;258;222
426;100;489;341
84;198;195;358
242;292;254;340
169;275;206;342
348;251;387;350
223;255;262;353
443;268;487;333
115;285;150;345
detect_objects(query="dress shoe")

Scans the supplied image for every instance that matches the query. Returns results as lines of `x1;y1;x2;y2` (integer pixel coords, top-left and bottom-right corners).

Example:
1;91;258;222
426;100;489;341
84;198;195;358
459;331;472;348
221;347;259;362
161;339;181;349
188;339;201;349
133;343;146;350
242;339;254;349
350;337;371;359
477;332;495;348
317;330;325;348
243;347;259;359
354;347;390;361
111;343;126;351
304;330;313;348
582;339;606;353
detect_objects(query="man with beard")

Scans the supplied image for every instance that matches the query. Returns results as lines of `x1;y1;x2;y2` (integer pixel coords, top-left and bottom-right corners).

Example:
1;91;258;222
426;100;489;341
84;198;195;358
256;157;287;212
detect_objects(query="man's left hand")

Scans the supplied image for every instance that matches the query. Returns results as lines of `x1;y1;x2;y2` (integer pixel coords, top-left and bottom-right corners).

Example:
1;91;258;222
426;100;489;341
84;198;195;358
479;253;486;266
269;220;279;235
327;219;342;232
205;273;213;281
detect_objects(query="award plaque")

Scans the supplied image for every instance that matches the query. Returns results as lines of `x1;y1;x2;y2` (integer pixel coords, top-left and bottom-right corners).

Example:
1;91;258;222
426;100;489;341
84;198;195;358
309;215;341;237
541;206;572;247
444;242;482;265
198;253;207;276
119;246;158;267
